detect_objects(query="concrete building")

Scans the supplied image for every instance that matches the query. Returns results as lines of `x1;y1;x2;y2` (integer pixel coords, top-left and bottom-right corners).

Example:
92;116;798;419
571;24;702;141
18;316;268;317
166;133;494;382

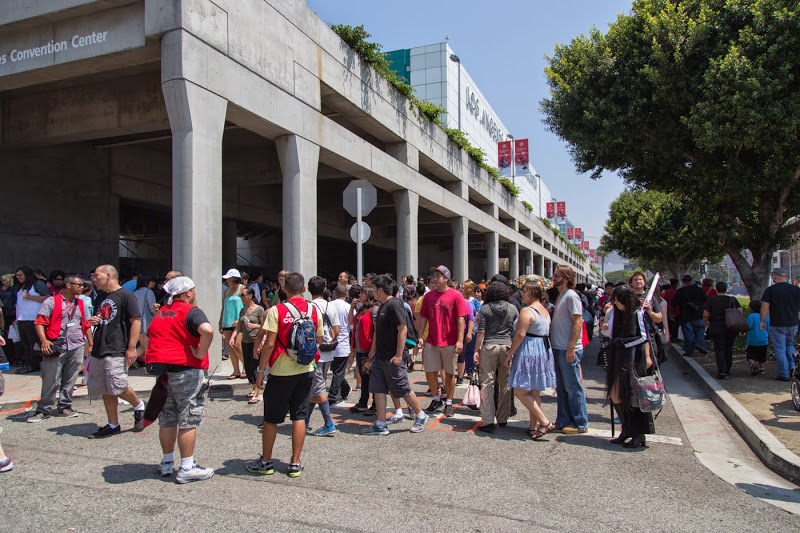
0;0;596;363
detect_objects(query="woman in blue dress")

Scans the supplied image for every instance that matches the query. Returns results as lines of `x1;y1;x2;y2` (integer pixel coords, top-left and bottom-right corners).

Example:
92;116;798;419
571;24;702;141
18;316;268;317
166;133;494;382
506;280;556;439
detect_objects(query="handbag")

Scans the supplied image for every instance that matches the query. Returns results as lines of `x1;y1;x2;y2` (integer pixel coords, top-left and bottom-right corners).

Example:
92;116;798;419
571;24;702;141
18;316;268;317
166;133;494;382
724;297;749;334
634;344;667;413
462;368;481;411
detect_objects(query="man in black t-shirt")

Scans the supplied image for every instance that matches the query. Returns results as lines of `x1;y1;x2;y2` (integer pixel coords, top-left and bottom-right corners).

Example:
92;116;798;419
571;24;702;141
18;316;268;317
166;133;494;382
760;268;800;380
87;265;146;439
361;275;428;436
671;275;708;357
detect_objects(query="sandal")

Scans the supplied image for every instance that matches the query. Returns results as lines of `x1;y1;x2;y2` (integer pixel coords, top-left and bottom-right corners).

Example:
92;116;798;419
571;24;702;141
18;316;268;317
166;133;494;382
531;422;555;440
248;396;260;404
228;374;242;380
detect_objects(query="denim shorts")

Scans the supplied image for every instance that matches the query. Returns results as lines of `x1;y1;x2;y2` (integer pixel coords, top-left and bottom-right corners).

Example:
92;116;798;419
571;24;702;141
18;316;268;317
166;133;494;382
159;368;207;429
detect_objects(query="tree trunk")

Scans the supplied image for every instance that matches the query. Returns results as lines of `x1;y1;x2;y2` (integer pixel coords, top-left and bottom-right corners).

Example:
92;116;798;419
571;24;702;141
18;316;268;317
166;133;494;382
725;246;772;299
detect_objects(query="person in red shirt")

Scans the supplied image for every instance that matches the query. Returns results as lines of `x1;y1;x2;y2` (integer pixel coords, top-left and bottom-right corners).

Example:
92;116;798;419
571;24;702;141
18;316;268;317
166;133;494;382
145;276;215;483
417;265;468;417
701;278;718;298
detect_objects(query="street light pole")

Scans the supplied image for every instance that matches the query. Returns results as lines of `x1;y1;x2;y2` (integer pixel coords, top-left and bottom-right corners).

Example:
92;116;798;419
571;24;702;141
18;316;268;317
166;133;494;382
507;133;515;186
449;54;461;131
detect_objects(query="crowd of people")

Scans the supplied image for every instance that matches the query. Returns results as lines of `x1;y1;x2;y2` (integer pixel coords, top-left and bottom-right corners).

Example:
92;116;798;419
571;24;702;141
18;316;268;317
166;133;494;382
1;260;796;479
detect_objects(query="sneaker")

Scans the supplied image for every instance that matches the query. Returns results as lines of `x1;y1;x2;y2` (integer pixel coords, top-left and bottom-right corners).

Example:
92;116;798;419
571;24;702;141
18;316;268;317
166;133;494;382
425;388;433;397
455;377;464;385
410;414;428;433
561;426;589;435
175;463;214;484
0;457;13;473
364;406;376;416
443;404;455;417
361;423;389;436
158;461;174;477
386;413;405;425
88;424;121;439
758;368;766;375
27;412;51;423
697;346;708;355
717;373;727;380
348;404;368;413
56;408;79;418
246;456;275;475
750;364;759;377
313;423;337;437
288;463;304;478
133;405;145;432
424;399;443;414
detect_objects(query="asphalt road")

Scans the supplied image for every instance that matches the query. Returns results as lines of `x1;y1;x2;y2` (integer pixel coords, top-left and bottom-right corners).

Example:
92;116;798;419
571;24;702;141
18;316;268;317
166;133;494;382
2;339;799;532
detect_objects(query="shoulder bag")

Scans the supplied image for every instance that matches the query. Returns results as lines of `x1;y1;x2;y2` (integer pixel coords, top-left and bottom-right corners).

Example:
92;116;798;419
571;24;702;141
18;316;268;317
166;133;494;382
462;367;481;410
724;297;749;334
633;332;667;413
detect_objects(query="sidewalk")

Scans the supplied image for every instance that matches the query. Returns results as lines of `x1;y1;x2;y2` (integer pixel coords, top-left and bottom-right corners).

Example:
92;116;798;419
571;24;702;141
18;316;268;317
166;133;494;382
0;358;252;414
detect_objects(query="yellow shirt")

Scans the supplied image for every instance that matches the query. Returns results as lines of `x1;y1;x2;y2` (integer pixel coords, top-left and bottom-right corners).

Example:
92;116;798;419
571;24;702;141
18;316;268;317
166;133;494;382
263;299;324;376
415;297;429;340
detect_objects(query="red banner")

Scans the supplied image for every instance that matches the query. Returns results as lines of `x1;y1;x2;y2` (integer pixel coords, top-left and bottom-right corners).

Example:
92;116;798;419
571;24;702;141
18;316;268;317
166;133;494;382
594;256;600;263
590;249;596;258
575;228;582;240
514;139;530;176
546;202;555;218
497;141;512;178
567;227;574;239
556;201;566;217
582;240;590;250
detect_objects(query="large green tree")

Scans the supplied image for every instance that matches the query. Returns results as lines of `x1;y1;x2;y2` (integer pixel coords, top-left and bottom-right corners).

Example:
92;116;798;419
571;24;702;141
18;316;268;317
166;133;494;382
601;189;723;278
542;0;800;298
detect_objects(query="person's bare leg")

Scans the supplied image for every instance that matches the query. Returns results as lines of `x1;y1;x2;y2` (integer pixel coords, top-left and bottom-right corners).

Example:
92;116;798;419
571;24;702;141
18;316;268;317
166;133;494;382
118;387;141;406
457;361;465;379
176;428;197;458
405;392;423;415
374;393;388;423
102;395;119;425
425;371;440;397
159;426;178;453
444;372;456;400
290;420;306;464
261;422;277;460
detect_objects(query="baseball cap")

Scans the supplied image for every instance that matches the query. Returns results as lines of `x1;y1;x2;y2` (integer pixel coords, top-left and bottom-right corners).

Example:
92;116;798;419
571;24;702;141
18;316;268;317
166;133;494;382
772;267;788;277
222;268;241;279
432;265;451;278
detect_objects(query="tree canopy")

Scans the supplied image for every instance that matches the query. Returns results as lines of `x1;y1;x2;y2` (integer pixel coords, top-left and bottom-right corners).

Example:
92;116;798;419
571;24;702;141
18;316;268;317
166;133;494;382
601;189;722;278
542;0;800;298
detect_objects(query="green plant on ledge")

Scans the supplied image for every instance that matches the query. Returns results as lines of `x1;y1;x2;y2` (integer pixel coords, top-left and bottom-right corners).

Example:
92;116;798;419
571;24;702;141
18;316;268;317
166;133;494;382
539;218;582;256
591;264;601;275
522;201;533;211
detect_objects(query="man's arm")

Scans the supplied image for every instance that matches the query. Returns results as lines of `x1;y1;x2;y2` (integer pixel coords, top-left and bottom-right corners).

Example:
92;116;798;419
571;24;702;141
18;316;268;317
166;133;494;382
255;330;276;389
126;317;141;365
392;324;408;366
192;323;214;359
454;316;465;354
566;314;582;363
760;301;770;330
35;323;54;355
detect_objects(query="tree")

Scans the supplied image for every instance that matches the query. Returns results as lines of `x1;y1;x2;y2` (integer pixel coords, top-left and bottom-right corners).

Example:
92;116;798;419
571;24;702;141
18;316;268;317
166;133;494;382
600;189;723;278
604;270;631;284
541;0;800;298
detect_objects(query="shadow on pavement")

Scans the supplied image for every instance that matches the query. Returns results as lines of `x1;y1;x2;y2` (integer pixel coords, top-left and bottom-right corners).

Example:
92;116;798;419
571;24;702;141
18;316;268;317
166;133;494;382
230;413;263;427
555;434;649;453
103;462;171;484
736;482;800;503
214;458;252;476
46;422;98;438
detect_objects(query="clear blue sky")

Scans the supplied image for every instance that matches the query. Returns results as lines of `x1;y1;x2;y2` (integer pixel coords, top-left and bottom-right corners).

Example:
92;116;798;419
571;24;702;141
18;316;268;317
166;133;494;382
307;0;633;250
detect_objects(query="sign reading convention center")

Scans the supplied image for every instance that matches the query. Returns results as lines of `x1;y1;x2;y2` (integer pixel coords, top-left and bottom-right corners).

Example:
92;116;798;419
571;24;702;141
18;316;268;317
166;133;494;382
0;3;144;78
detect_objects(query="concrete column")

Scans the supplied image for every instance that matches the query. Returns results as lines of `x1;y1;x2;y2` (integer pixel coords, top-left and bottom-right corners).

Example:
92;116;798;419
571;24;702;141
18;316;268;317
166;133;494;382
509;242;519;279
222;218;237;269
451;217;469;282
544;258;552;278
534;254;544;276
276;135;319;277
393;189;419;279
486;232;499;277
163;79;227;368
523;248;534;275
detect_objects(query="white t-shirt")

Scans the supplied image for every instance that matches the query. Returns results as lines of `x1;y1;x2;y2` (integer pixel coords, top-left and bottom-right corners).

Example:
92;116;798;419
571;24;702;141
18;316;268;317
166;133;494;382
550;289;583;351
331;298;352;359
312;298;341;363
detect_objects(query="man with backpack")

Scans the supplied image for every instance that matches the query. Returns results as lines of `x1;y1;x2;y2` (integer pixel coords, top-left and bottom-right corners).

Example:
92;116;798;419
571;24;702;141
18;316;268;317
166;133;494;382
362;274;428;435
247;272;322;478
306;276;341;436
672;275;709;357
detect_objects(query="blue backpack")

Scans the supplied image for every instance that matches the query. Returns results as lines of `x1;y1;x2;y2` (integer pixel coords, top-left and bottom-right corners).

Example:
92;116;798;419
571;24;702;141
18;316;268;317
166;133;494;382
279;301;318;365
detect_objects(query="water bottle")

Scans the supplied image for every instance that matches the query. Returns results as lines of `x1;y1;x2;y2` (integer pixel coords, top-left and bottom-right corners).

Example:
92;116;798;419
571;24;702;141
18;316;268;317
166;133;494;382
241;316;250;328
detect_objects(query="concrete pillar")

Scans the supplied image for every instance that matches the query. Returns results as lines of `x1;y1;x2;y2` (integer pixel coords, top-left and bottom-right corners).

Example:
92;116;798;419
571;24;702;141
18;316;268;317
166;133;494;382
544;258;552;278
276;135;319;277
509;242;519;279
523;248;534;275
163;79;227;369
393;189;419;279
222;218;237;269
451;216;468;282
486;232;499;277
534;254;544;276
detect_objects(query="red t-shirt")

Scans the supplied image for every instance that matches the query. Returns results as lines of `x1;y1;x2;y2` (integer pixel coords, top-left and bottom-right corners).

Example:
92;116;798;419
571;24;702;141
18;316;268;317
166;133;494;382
419;288;469;346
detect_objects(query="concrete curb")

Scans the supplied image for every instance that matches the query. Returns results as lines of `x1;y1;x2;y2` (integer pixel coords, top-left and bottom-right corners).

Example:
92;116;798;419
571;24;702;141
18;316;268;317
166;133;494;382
668;342;800;484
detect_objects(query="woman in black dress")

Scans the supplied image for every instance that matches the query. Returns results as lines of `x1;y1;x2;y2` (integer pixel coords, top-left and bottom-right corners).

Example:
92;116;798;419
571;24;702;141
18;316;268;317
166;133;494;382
606;284;654;448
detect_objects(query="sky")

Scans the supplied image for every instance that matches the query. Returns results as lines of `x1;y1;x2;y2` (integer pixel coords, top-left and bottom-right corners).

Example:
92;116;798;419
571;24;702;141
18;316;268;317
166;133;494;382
306;0;634;252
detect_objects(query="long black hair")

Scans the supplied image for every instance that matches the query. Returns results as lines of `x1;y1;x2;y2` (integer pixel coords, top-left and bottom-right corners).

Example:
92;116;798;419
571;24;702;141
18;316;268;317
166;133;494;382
15;265;34;290
610;284;641;339
606;283;644;409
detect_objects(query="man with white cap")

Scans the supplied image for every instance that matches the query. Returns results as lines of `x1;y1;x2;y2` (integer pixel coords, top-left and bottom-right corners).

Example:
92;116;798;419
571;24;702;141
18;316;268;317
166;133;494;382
145;276;215;483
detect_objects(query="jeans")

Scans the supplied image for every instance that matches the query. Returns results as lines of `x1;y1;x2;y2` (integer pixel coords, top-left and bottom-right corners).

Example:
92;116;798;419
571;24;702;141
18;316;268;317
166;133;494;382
770;326;798;379
463;334;477;375
37;346;83;415
681;320;707;356
552;348;588;429
328;356;351;402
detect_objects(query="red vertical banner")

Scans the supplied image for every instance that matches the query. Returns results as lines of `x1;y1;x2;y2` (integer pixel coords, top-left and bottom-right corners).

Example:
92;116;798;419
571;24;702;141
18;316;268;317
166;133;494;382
514;139;529;176
497;141;512;178
546;202;555;218
567;227;574;239
582;240;590;250
594;256;600;264
575;228;582;240
590;249;596;258
556;201;566;217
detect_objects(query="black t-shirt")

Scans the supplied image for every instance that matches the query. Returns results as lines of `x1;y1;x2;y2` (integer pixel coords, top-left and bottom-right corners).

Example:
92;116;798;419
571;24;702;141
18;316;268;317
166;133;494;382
703;295;740;335
186;308;210;337
374;297;408;361
762;282;800;327
672;285;707;323
92;288;141;358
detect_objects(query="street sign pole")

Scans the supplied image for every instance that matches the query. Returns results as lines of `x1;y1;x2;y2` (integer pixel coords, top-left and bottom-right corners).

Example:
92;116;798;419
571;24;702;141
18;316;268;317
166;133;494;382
357;187;363;286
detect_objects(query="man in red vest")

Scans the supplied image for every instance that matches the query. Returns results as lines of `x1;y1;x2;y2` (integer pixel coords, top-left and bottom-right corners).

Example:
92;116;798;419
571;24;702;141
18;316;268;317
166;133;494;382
145;276;215;483
29;274;92;422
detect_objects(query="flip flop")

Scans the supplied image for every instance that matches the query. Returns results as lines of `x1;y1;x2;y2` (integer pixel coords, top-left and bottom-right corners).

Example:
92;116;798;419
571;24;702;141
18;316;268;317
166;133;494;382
227;374;241;380
248;397;260;404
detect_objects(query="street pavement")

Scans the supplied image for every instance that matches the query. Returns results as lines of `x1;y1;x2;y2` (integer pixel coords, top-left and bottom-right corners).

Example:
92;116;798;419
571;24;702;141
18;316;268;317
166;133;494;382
2;338;800;532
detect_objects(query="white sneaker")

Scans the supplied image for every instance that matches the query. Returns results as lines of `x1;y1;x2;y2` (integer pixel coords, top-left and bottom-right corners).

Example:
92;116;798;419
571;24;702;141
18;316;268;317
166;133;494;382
158;461;174;477
175;463;214;484
386;413;405;425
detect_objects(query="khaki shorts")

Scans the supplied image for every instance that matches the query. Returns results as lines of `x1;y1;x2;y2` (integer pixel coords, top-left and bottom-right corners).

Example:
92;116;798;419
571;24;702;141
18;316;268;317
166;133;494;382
87;355;129;397
422;344;457;375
